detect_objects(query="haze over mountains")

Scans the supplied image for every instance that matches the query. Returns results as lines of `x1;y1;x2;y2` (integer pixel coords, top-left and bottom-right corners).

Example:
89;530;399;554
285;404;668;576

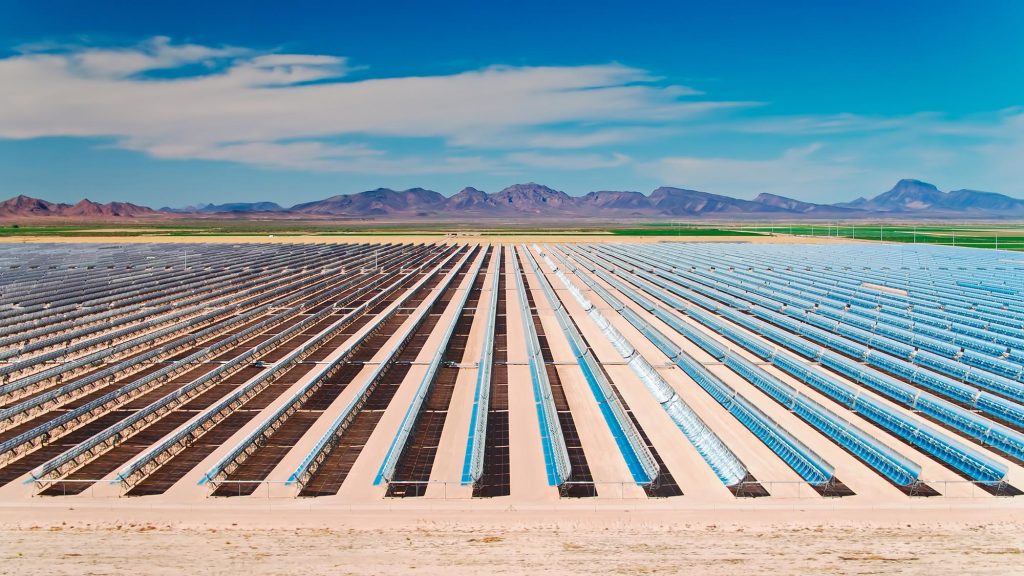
162;202;286;214
2;179;1023;221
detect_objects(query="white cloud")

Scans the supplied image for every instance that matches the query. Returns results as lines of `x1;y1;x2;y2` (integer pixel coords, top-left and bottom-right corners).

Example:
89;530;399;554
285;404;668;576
642;108;1024;200
58;36;248;78
143;140;381;171
506;151;631;170
0;37;734;173
143;139;496;174
722;112;927;135
722;109;1024;142
448;125;685;149
641;144;878;200
5;37;1022;196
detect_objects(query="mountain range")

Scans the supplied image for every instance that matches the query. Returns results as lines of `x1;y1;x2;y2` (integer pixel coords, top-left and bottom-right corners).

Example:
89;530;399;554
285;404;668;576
0;196;156;219
160;202;286;214
2;179;1023;221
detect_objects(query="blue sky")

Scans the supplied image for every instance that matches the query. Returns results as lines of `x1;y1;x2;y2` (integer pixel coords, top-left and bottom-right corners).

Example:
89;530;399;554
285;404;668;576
1;0;1022;206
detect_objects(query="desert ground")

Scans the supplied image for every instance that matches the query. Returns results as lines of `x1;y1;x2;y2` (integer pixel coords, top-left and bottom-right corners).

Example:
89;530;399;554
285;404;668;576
1;504;1021;576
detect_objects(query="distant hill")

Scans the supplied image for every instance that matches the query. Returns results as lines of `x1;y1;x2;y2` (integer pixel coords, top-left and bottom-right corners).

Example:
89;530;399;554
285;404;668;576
199;202;285;213
291;187;447;216
0;195;156;219
163;201;288;213
489;182;577;213
0;195;66;217
752;193;864;216
648;187;786;215
4;179;1023;221
276;180;1024;219
578;190;653;212
836;179;1024;215
444;187;495;212
63;199;157;218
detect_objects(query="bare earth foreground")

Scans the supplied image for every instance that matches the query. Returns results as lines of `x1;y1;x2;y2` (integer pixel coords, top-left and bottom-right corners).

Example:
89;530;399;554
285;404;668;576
0;506;1020;575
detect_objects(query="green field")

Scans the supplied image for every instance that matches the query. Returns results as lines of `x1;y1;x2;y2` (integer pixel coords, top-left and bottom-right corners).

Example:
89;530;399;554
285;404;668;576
1;221;1022;249
0;223;449;237
610;227;763;236
0;222;763;238
737;224;1024;250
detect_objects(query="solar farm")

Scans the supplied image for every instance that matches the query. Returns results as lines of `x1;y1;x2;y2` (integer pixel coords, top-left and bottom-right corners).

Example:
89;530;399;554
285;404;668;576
0;239;1022;507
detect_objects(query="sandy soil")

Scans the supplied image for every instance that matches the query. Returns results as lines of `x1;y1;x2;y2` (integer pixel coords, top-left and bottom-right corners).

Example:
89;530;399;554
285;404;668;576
0;507;1020;575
